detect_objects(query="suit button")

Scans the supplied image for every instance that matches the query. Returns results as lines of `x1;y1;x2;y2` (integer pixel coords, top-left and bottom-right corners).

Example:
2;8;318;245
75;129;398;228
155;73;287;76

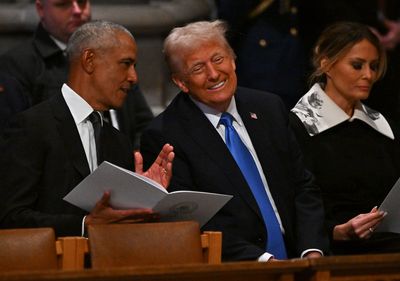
259;39;268;47
290;27;298;36
291;6;298;14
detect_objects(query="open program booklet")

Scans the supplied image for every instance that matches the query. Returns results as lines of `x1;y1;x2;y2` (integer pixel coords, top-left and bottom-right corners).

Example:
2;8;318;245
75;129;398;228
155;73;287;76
376;177;400;233
63;161;232;227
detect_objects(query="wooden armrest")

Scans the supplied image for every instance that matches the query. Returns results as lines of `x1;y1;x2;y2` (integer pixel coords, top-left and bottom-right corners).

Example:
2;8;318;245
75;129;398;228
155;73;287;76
56;237;89;270
201;231;222;264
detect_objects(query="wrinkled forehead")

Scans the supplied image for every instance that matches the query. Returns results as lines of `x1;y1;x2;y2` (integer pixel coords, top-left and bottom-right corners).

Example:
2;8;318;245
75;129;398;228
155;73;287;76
175;40;233;70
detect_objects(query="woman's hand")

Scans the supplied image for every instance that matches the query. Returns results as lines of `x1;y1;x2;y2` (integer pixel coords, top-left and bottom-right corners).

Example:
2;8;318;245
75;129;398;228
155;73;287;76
333;206;387;240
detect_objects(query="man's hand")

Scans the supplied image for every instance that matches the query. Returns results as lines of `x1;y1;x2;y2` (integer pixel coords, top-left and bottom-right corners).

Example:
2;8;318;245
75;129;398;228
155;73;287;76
380;19;400;50
370;20;400;50
333;206;387;240
85;192;158;226
134;143;174;189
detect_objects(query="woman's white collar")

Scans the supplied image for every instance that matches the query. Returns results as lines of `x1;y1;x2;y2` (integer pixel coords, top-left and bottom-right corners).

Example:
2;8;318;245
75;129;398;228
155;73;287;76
291;83;394;139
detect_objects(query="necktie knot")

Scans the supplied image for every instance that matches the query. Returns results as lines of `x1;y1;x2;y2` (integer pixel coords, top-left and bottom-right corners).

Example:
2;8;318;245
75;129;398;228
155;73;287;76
88;111;102;127
220;112;234;128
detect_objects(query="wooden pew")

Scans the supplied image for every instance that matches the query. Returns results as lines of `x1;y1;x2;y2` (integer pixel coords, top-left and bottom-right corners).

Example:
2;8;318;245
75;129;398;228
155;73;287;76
0;259;310;281
55;231;222;270
306;253;400;281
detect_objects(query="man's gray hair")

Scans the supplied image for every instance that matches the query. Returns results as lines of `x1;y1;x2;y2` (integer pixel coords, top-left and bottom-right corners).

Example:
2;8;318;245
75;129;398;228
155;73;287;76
163;20;235;74
66;20;134;61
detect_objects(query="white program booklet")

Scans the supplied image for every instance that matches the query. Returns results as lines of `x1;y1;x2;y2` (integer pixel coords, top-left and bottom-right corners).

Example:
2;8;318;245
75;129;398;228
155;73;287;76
63;161;232;227
376;177;400;233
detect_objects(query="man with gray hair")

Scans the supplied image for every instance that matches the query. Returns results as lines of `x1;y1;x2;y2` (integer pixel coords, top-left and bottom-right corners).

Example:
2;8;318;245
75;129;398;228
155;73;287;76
0;0;153;148
0;21;174;237
141;20;329;261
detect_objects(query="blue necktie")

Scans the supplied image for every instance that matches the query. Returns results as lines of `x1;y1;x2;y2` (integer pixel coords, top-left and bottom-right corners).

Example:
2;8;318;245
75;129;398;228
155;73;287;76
220;112;287;259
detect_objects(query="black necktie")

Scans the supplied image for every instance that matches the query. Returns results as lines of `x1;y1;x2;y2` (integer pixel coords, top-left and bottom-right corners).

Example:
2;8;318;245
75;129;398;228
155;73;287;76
88;111;103;165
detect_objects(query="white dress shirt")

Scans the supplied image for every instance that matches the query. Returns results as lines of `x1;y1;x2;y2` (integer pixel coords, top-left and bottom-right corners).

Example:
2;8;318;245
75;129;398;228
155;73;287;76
62;83;100;172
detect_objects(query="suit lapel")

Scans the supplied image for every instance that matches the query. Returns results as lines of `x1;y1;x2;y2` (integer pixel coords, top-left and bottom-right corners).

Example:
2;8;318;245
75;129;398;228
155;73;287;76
175;93;263;220
50;94;90;178
237;95;274;176
236;92;290;228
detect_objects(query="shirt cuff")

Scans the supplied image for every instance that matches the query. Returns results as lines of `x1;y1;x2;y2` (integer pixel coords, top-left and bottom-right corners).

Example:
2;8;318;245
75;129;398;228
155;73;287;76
258;252;274;262
81;215;87;237
301;248;323;258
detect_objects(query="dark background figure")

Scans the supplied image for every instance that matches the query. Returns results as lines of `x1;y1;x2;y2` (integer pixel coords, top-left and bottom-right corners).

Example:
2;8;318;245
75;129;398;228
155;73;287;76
0;73;29;134
299;0;400;125
215;0;306;109
0;0;153;148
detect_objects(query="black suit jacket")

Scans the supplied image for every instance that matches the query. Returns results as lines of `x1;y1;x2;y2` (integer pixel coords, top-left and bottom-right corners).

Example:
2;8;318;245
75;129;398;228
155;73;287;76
141;87;329;261
0;73;29;134
0;23;153;148
0;93;134;237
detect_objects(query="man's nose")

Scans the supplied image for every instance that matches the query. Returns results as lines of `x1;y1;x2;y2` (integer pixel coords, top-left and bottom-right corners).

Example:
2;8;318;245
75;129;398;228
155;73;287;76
128;65;138;84
71;1;84;13
206;63;219;80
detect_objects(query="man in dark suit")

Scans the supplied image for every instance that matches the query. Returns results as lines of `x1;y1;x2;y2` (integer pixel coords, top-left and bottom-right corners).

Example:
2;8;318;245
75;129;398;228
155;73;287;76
0;21;174;237
141;20;329;261
0;0;153;148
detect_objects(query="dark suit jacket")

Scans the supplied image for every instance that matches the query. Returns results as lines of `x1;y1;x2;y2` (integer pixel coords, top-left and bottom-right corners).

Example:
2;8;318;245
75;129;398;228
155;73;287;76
0;93;134;237
141;87;329;261
0;23;153;148
0;73;29;134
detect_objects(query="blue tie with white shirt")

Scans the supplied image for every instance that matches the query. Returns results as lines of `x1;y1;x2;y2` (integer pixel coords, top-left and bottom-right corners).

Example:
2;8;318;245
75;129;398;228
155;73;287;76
219;112;287;259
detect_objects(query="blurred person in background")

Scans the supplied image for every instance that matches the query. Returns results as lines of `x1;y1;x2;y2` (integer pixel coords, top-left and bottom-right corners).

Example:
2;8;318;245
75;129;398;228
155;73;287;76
215;0;306;110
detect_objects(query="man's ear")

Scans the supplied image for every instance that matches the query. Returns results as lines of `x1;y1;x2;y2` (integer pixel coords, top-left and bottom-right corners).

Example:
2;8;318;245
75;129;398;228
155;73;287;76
35;0;44;20
231;57;236;71
81;49;95;74
172;75;189;93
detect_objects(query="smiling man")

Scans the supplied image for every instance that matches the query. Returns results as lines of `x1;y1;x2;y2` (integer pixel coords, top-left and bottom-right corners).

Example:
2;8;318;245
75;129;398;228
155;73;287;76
0;0;153;148
140;20;329;261
0;21;174;237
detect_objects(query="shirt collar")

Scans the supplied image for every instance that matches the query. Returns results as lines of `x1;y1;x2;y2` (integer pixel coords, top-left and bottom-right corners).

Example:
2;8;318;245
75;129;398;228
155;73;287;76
49;35;67;52
291;83;394;139
190;96;244;128
62;83;94;125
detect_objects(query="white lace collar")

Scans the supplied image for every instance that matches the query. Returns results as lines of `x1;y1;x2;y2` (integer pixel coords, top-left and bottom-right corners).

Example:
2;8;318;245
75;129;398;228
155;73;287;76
291;83;394;139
